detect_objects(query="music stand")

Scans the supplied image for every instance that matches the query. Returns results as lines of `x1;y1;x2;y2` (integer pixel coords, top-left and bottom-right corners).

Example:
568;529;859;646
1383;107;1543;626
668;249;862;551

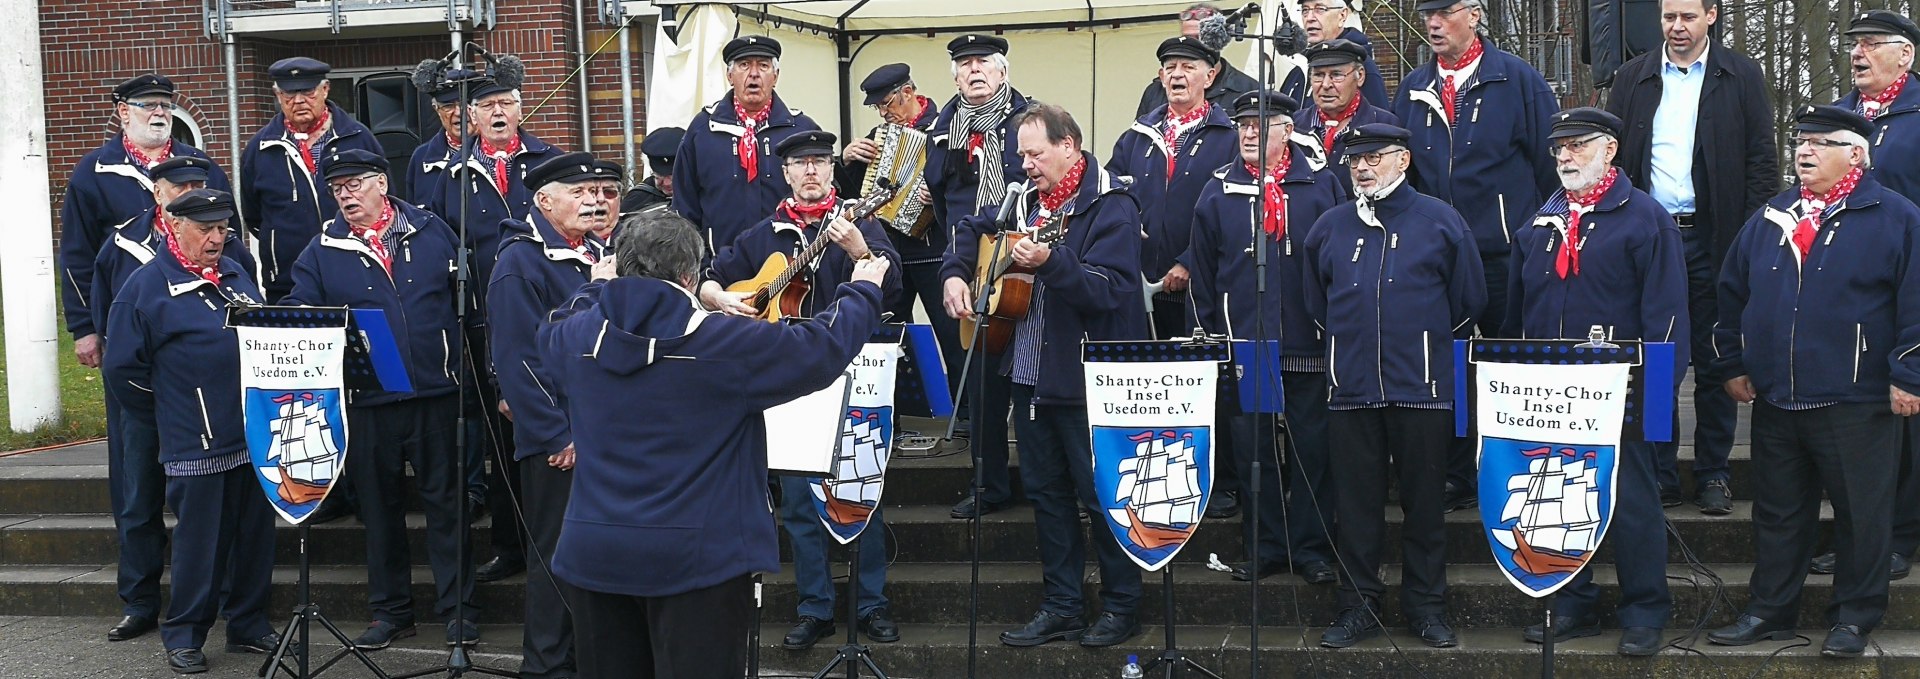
229;305;405;679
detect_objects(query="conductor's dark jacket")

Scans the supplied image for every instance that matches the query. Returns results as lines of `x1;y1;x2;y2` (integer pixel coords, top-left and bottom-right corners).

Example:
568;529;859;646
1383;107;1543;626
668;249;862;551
542;275;885;597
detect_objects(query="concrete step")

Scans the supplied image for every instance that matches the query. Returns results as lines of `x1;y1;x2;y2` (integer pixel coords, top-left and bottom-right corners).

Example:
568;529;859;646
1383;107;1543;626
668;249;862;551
0;561;1912;631
0;500;1804;568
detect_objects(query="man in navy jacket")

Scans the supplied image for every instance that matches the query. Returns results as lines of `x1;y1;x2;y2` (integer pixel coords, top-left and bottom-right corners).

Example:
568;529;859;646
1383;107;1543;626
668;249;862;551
1304;123;1485;650
1299;1;1391;108
1110;36;1242;342
491;152;622;678
1187;90;1346;585
282;150;478;651
404;63;473;209
1296;40;1399;198
1392;0;1559;510
103;189;280;675
239;58;383;302
1504;108;1686;657
1708;105;1920;659
928;33;1031;520
544;210;890;679
941;102;1150;649
673;36;823;259
699;131;903;650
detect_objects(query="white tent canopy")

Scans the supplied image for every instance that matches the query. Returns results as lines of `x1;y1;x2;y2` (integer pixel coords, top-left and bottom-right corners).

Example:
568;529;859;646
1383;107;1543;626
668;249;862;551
645;0;1319;153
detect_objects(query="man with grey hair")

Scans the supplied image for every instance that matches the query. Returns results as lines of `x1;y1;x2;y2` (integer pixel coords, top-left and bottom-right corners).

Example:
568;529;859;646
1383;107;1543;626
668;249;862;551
1708;105;1920;659
1298;0;1389;108
1390;0;1559;512
239;57;382;302
1134;3;1265;117
673;35;822;258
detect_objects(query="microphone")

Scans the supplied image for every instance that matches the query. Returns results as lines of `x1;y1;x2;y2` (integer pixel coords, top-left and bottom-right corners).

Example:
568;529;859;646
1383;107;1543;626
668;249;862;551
993;182;1029;231
1197;2;1262;45
1272;3;1309;56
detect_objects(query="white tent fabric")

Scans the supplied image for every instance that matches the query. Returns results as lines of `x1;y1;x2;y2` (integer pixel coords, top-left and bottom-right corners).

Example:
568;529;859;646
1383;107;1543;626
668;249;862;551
644;0;1309;153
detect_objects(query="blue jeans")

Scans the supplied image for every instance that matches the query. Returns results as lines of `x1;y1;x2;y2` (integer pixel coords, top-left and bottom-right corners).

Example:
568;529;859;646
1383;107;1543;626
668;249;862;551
779;475;889;620
1011;384;1141;618
1655;224;1735;492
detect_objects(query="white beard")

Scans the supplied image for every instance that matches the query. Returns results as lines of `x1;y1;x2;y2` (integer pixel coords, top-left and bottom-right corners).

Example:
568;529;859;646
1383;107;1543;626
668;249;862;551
1558;153;1610;195
124;118;173;149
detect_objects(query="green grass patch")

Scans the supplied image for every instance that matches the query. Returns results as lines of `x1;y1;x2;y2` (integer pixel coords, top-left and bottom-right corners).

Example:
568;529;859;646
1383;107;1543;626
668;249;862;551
0;301;110;451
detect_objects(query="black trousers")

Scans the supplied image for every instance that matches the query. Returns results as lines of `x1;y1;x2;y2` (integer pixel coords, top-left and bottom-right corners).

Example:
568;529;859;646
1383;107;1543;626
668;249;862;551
1747;402;1898;630
520;458;577;677
1329;407;1450;618
161;465;275;650
963;355;1016;504
1890;418;1919;556
572;574;754;679
891;260;965;394
1554;441;1672;628
348;393;476;625
1449;251;1509;492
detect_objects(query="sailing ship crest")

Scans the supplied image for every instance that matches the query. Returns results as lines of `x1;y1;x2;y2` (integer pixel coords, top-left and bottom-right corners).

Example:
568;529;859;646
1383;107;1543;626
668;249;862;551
1094;426;1213;571
1479;438;1615;597
245;388;349;524
811;407;891;543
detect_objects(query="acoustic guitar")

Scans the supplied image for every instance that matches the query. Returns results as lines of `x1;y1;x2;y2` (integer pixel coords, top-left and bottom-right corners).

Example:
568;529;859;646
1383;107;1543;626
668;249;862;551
726;180;898;323
960;209;1067;353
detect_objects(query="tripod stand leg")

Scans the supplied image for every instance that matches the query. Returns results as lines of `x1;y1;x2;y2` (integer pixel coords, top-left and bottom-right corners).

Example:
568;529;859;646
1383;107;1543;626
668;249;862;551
259;608;304;678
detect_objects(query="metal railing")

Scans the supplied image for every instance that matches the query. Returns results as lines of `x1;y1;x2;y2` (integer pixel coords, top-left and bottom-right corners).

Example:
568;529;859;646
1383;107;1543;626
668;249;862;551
204;0;492;36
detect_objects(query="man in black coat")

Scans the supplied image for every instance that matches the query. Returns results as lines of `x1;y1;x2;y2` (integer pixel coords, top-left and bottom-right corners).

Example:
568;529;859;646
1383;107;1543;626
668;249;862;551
1603;0;1775;515
1135;3;1264;117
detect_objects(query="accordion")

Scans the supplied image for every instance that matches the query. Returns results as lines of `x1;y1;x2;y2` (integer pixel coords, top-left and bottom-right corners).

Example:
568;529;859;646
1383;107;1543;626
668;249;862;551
861;123;934;238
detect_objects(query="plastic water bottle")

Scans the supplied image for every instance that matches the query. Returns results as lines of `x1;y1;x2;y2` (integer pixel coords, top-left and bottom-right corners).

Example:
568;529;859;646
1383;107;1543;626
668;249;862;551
1121;654;1144;679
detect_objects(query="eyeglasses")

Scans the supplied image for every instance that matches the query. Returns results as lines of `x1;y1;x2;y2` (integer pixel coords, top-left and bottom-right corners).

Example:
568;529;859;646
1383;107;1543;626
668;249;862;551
1548;134;1609;157
1854;38;1908;51
1235;120;1291;132
1793;135;1856;149
472;98;519;112
124;100;178;112
563;183;622;200
181;221;233;236
1178;9;1216;20
1353;149;1406;167
868;89;904;111
1419;4;1470;20
1299;5;1344;17
276;88;322;101
784;157;833;172
1310;68;1358;83
328;173;383;196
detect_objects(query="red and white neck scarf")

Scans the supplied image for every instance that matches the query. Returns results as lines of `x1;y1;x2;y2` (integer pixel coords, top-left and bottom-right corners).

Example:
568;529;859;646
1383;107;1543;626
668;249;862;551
781;189;840;227
1862;72;1909;120
123;137;172;171
906;95;937;129
1244;150;1296;241
1436;38;1485;126
1558;167;1619;279
1792;166;1864;261
1161;102;1211;176
479;134;522;197
1321;95;1363;157
1036;157;1088;219
285;107;333;175
350;199;397;273
735;100;771;182
165;225;221;286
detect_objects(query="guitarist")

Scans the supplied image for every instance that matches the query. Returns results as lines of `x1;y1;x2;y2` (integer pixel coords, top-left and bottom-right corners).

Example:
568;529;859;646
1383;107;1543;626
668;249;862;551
697;130;904;651
939;102;1150;648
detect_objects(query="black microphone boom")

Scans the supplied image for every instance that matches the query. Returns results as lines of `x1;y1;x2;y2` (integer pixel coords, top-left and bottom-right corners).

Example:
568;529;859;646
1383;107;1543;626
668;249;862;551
1197;3;1261;45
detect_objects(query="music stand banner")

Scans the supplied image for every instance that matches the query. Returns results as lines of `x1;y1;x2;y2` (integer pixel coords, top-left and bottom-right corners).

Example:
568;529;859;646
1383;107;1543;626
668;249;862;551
1083;340;1228;572
810;342;902;544
230;308;352;526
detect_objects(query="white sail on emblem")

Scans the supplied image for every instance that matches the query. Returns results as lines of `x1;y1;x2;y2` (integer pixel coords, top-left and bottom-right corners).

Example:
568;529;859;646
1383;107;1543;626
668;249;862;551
1492;449;1602;575
259;395;340;504
819;411;887;527
1107;432;1203;549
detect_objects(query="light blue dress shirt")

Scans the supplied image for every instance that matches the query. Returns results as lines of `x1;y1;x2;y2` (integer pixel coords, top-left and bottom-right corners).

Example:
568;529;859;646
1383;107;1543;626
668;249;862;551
1650;45;1709;216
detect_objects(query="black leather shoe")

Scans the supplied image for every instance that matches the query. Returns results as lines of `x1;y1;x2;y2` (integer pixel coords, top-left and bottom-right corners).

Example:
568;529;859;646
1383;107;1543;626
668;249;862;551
1522;616;1599;644
466;492;489;524
1080;612;1141;647
305;498;355;525
225;631;291;654
1822;624;1867;658
1410;616;1458;648
1894;553;1911;581
859;609;900;643
999;610;1085;647
1443;482;1478;513
1204;491;1239;519
1659;485;1683;508
108;615;157;641
1298;560;1337;585
351;621;416;650
1708;615;1795;646
1230;560;1288;582
782;616;835;650
167;647;208;674
475;556;525;583
1618;627;1663;656
1810;551;1837;575
1320;607;1382;648
1696;479;1733;515
445;619;480;646
950;495;1010;519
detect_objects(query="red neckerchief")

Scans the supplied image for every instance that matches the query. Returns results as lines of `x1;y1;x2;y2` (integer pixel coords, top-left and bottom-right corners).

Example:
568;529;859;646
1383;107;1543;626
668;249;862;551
1161;102;1211;176
164;225;221;286
445;132;461;150
781;189;840;226
906;96;937;129
151;210;169;249
1036;157;1088;218
285;107;332;175
1321;95;1363;157
1793;166;1865;260
123;137;172;171
1864;72;1910;120
1558;167;1619;279
735;101;771;182
480;134;522;197
967;132;986;165
1437;38;1485;126
350;200;397;273
560;231;598;263
1244;150;1295;241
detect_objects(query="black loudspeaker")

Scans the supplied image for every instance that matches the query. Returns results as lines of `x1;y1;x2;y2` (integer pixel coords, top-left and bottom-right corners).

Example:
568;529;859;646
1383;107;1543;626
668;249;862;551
1583;0;1665;88
355;71;434;199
